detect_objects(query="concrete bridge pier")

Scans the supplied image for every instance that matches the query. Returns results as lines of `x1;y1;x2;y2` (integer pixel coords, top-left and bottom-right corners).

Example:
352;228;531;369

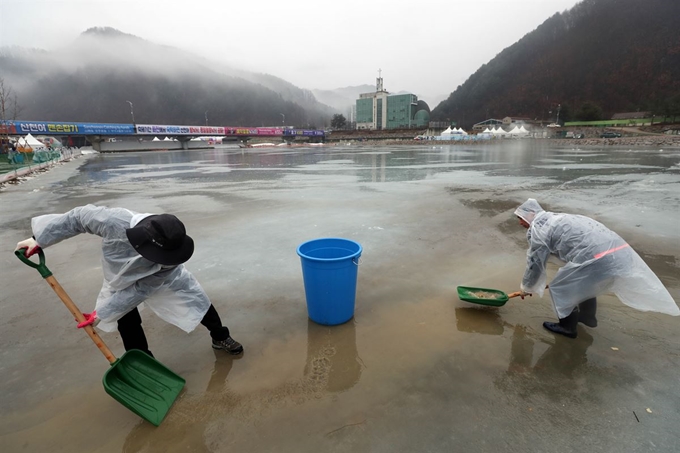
88;135;104;152
178;136;191;150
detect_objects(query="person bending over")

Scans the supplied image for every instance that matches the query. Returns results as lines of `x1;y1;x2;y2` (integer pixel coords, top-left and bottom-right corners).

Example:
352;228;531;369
16;205;243;356
515;198;678;338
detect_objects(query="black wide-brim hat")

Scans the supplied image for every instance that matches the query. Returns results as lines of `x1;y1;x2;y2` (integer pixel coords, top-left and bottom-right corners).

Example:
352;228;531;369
125;214;194;265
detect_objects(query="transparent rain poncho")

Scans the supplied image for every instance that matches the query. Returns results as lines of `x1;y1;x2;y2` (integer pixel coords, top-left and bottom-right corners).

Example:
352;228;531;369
515;199;679;319
31;205;211;332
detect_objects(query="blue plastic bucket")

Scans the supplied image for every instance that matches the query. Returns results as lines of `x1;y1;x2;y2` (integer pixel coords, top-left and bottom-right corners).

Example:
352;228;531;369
297;238;362;326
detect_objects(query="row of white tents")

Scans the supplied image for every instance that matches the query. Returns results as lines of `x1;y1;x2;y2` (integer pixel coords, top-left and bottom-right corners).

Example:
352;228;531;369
437;125;532;139
441;126;469;136
481;125;530;137
151;136;212;142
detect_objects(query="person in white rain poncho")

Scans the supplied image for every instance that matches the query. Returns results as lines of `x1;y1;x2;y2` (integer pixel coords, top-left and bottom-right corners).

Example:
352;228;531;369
15;205;243;356
515;199;679;338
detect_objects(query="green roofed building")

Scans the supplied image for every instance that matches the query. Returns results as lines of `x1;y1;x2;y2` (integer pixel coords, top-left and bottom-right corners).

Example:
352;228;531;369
355;72;430;130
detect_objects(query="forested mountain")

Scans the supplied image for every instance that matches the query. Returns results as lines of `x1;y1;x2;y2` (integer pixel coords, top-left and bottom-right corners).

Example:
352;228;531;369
432;0;680;128
0;27;335;127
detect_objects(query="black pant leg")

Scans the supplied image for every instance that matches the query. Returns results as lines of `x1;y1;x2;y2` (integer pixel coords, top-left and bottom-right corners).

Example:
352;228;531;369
117;308;153;356
201;304;230;341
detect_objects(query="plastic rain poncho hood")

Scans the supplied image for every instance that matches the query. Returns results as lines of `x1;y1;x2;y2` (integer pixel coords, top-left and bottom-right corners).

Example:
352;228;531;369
516;199;679;318
31;205;211;332
514;198;544;224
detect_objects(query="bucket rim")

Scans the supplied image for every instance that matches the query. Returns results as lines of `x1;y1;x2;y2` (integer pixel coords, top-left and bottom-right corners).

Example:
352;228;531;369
296;237;362;262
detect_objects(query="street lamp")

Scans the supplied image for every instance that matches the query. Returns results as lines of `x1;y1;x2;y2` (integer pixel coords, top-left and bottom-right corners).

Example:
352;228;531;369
126;100;135;124
205;110;208;126
280;113;285;127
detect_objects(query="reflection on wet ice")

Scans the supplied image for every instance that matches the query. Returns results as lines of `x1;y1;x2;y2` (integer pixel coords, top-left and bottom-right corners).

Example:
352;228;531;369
122;350;237;453
122;320;363;452
496;325;597;401
305;319;363;393
455;307;507;335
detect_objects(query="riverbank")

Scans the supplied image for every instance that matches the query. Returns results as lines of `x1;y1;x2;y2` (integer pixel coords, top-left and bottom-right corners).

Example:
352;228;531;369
336;135;680;148
0;148;86;186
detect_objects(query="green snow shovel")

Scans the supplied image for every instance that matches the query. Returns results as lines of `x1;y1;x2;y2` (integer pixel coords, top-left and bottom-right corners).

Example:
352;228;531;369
456;286;523;307
15;248;185;426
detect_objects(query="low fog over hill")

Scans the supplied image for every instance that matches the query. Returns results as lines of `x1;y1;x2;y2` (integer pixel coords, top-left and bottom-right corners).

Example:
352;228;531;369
0;27;335;127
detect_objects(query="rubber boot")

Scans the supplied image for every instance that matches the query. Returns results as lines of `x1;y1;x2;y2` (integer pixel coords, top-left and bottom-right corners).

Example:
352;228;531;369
543;308;579;339
578;298;597;328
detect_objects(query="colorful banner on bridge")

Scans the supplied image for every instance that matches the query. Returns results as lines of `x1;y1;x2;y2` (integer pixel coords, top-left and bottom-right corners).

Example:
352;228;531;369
136;124;226;135
1;121;135;135
224;127;284;136
283;129;325;137
1;120;325;137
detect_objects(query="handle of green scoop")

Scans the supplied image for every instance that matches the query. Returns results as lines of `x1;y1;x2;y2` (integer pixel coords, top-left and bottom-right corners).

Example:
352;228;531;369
508;285;549;299
15;248;53;278
15;248;117;364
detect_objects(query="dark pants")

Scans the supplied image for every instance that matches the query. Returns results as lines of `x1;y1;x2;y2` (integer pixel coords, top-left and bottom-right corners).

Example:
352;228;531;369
117;304;230;356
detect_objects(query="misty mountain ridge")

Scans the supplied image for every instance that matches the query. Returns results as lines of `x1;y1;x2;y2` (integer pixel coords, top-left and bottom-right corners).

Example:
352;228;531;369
0;27;335;127
311;85;374;113
432;0;680;128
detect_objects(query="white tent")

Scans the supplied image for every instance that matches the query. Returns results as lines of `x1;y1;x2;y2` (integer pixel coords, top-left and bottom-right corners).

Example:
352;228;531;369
26;134;45;147
152;136;160;141
17;133;46;152
519;125;530;134
163;137;172;141
441;126;453;136
483;128;491;133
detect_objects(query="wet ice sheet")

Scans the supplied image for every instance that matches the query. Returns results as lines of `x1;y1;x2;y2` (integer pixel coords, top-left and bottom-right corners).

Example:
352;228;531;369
2;141;680;452
534;163;662;170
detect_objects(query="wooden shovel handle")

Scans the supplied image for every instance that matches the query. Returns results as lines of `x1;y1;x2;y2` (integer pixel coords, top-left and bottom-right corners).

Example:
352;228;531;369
45;275;117;364
508;285;549;299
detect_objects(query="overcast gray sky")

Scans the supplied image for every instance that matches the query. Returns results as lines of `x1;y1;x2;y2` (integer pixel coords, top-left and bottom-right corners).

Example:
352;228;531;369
1;0;582;103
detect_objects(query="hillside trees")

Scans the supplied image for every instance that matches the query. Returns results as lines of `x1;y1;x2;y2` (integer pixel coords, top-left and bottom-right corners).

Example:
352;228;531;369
575;102;603;121
330;114;347;130
431;0;680;128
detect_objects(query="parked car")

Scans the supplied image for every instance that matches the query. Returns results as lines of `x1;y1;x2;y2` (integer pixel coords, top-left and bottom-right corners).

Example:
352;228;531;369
600;131;622;138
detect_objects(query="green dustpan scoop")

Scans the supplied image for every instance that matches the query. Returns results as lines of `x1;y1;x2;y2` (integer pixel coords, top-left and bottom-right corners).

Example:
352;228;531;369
104;350;185;426
457;286;521;307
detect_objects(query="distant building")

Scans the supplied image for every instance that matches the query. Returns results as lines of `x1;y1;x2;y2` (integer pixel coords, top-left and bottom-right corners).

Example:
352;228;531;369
502;116;536;126
472;119;504;131
611;111;650;120
355;72;430;130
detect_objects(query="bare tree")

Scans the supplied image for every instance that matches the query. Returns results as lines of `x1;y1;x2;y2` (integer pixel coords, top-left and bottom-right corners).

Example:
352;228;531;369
1;77;23;152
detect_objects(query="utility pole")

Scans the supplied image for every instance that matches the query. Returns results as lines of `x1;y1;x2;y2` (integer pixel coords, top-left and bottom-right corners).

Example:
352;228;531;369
205;111;208;126
280;113;285;127
126;101;135;124
556;104;561;125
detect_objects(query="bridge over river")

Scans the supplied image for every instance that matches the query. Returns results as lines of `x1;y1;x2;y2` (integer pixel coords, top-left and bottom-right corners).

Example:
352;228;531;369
1;120;325;152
